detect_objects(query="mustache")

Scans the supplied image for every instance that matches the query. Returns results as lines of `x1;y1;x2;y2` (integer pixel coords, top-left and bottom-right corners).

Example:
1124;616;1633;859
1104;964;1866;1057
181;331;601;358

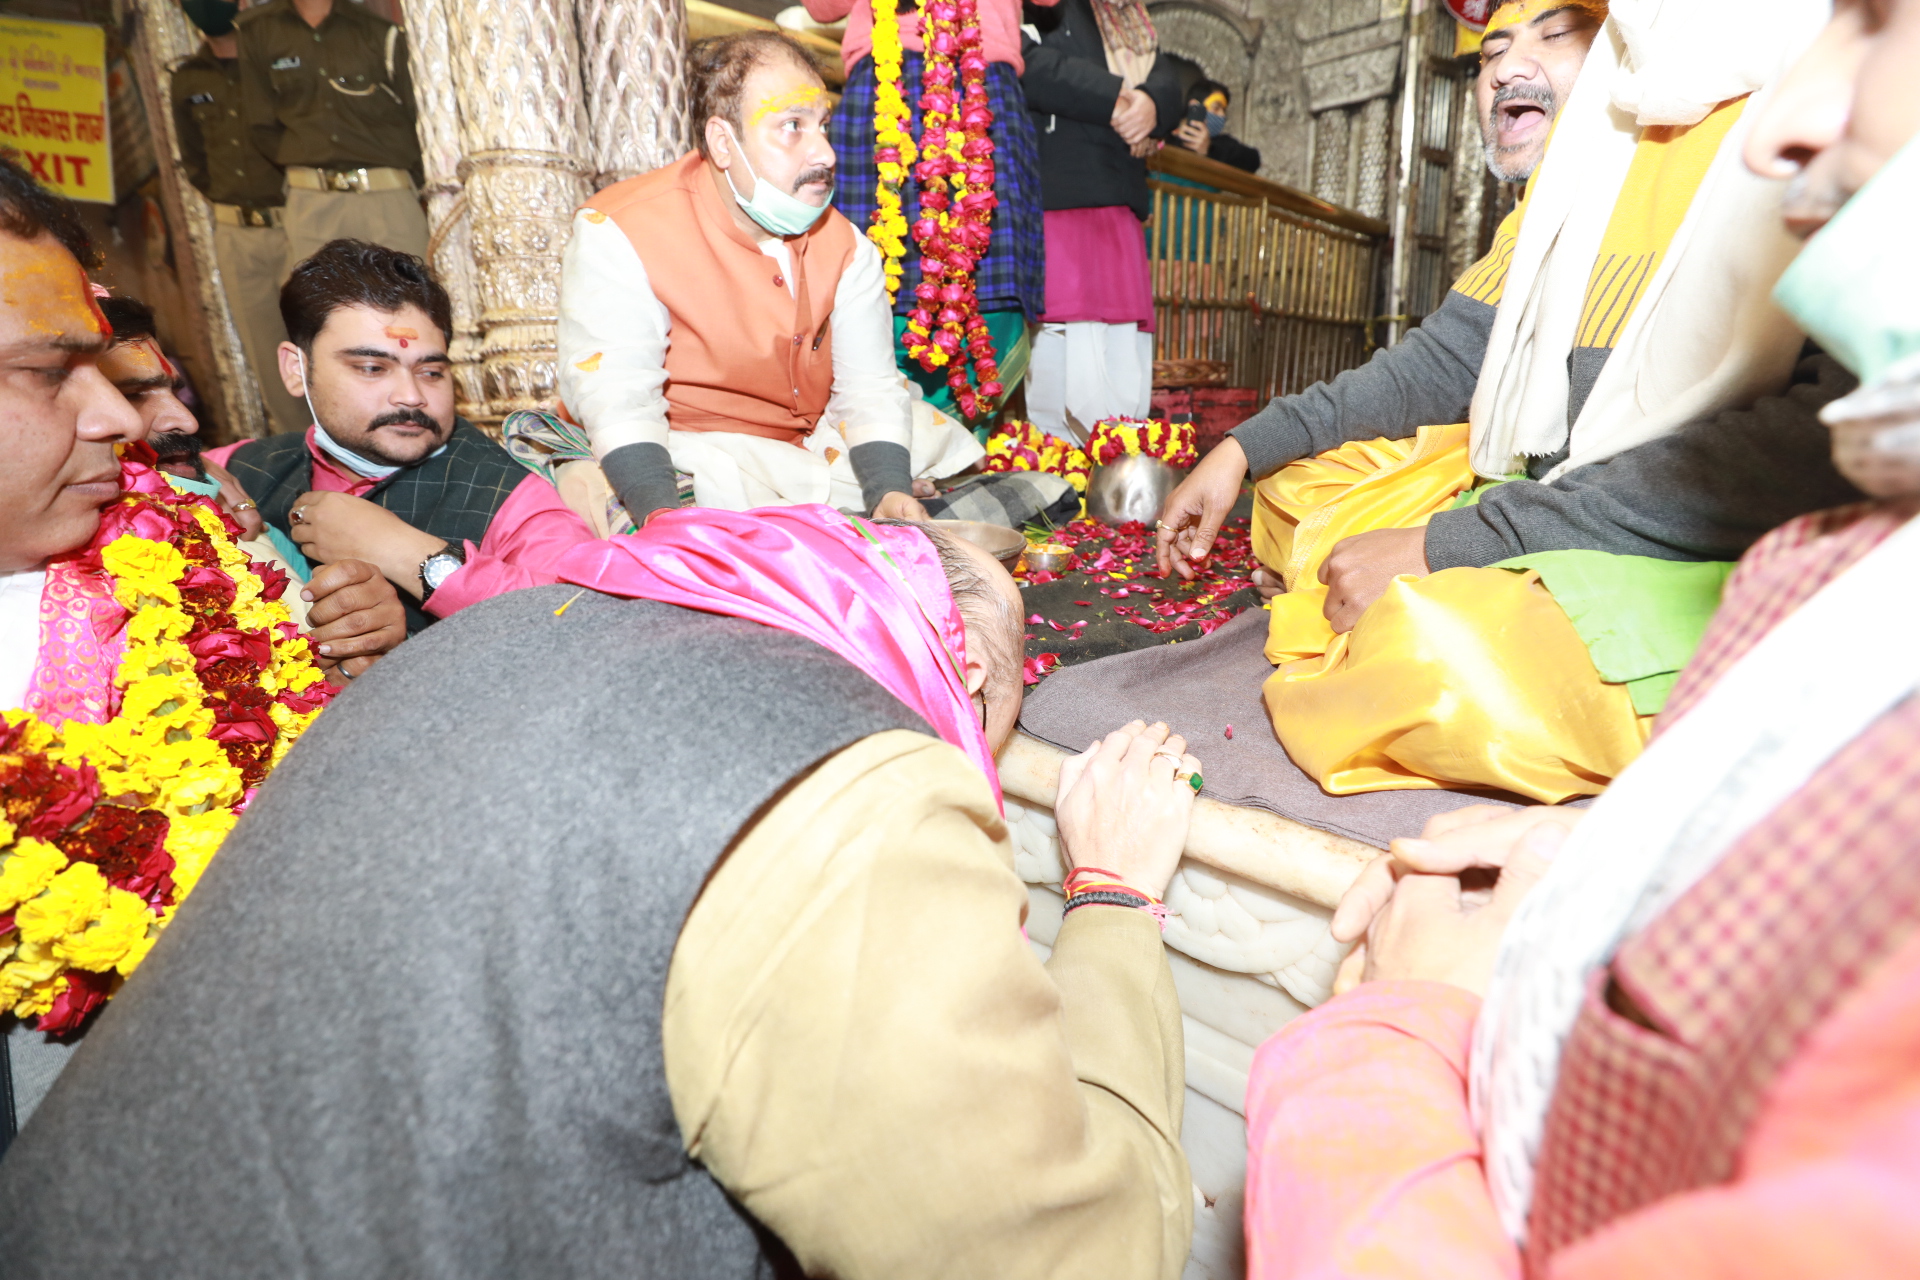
792;165;834;192
1491;82;1557;112
149;430;202;461
368;408;445;433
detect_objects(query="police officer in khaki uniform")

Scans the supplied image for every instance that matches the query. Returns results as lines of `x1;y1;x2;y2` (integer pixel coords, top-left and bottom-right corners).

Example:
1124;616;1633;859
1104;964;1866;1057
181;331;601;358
172;0;311;435
235;0;428;265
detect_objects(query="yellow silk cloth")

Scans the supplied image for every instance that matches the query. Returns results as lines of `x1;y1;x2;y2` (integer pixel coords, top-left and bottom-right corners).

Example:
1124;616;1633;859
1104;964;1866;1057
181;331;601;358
1253;423;1478;665
1264;567;1649;803
1245;102;1745;801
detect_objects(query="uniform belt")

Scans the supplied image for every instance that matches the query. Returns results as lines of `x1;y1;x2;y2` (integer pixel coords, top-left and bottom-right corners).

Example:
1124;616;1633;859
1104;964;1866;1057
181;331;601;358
285;165;413;194
211;203;284;228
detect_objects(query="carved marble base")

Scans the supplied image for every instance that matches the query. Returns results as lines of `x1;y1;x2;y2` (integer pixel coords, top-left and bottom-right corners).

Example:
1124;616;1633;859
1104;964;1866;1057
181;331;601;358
1001;733;1370;1279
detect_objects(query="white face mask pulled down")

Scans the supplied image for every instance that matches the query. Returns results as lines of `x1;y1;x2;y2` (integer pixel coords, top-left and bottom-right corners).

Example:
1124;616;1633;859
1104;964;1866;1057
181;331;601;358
295;346;446;480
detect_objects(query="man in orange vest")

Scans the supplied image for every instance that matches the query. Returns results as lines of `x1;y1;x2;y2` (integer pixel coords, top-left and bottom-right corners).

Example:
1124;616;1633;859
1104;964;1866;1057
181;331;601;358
558;31;986;527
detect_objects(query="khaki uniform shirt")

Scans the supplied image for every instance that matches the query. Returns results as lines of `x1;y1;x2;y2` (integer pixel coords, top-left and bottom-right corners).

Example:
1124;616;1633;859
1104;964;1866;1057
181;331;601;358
666;730;1194;1280
235;0;421;177
171;47;285;208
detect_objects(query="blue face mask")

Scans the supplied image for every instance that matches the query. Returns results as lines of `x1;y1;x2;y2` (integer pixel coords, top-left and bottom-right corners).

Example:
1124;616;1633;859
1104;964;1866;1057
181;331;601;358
721;126;832;238
1772;134;1920;385
1205;111;1228;137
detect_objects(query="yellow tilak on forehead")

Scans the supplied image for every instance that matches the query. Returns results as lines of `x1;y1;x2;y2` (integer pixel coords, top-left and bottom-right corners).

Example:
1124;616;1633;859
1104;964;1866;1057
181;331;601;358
749;86;830;125
1485;0;1607;34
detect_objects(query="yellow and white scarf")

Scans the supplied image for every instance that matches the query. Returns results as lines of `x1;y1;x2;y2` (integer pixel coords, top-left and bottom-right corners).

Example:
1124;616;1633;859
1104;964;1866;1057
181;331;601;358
1468;0;1830;481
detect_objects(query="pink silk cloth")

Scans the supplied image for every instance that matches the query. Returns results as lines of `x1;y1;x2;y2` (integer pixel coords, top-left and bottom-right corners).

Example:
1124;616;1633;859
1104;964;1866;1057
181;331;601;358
554;504;1002;805
19;456;189;728
26;560;124;729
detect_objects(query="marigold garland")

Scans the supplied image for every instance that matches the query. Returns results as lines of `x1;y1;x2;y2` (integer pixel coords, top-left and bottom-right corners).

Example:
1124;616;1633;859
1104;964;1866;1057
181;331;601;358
893;0;1002;419
1087;417;1199;470
0;456;333;1035
868;0;917;301
983;418;1091;492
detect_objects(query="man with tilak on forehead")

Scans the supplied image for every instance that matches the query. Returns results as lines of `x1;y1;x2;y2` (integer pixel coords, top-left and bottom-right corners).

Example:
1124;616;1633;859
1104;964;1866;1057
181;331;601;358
1155;0;1855;805
555;30;990;530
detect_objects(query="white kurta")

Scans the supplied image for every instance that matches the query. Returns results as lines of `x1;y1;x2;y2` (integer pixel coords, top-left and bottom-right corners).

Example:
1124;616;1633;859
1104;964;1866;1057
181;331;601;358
0;567;46;712
558;212;982;511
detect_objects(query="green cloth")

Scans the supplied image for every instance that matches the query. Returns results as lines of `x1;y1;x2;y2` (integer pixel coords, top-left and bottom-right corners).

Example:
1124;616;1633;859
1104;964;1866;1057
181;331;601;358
1494;549;1734;714
893;309;1029;434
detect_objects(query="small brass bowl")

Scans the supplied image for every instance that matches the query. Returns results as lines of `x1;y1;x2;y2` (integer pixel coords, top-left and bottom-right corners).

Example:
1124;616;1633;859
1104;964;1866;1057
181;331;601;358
932;519;1027;568
1023;544;1073;575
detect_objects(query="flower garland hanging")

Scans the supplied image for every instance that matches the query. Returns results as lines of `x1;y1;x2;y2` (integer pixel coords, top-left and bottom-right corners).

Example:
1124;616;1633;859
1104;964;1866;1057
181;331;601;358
867;0;917;301
984;418;1092;492
0;460;333;1035
1088;417;1199;470
900;0;1003;419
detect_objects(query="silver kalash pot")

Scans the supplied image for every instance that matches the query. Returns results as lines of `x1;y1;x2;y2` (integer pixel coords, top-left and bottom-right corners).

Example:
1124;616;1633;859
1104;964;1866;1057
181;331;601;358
1085;454;1178;526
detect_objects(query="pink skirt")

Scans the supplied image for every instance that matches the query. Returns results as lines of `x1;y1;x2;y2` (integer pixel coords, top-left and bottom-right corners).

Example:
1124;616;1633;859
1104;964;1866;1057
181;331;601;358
1041;206;1155;331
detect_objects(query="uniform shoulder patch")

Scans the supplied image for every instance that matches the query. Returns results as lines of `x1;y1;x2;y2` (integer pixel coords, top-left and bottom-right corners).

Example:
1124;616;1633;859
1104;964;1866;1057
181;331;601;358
186;92;216;104
270;55;301;70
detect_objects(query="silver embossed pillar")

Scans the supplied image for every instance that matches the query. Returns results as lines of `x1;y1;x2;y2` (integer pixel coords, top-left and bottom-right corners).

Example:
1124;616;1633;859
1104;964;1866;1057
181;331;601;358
446;0;593;423
398;0;487;421
130;0;268;441
576;0;692;188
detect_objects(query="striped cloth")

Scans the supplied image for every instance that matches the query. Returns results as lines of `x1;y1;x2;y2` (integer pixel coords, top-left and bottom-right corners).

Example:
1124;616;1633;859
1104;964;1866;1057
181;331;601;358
830;54;1046;321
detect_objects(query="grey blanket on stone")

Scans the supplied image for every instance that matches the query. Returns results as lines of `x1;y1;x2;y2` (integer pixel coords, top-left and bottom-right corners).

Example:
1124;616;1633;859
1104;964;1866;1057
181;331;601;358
1018;608;1539;849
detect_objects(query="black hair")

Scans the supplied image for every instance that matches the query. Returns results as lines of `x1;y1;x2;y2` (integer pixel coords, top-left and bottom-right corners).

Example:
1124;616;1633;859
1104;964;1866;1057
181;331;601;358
99;294;157;345
0;154;98;269
688;31;823;159
279;238;452;351
1187;79;1231;105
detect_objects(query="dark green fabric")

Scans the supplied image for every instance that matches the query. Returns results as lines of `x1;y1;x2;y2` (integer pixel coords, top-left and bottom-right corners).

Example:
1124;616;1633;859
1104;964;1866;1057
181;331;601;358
234;0;421;177
893;309;1029;433
224;419;521;633
1495;549;1734;714
171;47;285;207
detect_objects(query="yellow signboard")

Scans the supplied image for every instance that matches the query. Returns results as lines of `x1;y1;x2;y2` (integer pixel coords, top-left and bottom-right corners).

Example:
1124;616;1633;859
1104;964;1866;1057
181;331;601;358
0;18;112;205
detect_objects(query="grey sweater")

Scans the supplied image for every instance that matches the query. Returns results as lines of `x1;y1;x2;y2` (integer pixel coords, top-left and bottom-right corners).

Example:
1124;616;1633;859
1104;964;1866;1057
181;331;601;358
1228;288;1863;568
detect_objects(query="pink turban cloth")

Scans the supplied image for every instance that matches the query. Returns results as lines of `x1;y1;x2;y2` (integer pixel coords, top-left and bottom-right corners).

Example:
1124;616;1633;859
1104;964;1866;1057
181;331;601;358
554;504;1001;806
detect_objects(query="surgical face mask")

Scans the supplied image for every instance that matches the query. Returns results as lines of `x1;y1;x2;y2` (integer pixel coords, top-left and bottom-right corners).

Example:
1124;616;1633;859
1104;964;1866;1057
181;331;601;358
1204;111;1228;137
719;124;832;238
1772;134;1920;388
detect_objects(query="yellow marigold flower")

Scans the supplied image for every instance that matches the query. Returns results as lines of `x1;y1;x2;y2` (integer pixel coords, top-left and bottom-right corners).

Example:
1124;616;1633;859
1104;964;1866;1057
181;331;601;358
114;922;160;977
160;762;244;813
0;837;68;912
16;862;110;945
3;710;56;754
102;535;187;608
120;673;203;725
164;809;235;899
5;970;67;1019
126;604;193;645
54;886;151;971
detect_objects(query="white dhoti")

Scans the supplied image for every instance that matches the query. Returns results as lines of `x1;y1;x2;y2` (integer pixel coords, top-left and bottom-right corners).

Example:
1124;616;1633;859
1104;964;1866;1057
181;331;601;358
667;393;985;512
1026;321;1155;442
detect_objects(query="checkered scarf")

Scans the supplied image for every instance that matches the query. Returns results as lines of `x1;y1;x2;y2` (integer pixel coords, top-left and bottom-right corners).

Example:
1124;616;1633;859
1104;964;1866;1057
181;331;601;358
830;55;1046;321
1471;505;1920;1242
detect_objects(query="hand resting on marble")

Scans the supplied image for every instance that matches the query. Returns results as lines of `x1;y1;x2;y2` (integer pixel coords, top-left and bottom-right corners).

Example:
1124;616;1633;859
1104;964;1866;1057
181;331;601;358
1054;719;1202;904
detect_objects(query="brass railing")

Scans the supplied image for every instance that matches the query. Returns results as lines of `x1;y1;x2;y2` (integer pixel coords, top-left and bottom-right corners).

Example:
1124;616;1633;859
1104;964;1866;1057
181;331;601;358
1146;150;1384;401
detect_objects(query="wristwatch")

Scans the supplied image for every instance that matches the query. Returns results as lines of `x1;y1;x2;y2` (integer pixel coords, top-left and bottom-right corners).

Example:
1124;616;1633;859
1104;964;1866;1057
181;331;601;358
418;543;466;603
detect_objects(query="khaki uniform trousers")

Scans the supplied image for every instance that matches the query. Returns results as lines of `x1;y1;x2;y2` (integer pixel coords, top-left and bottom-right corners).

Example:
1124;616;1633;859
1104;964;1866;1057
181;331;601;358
212;220;308;436
282;185;431;265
